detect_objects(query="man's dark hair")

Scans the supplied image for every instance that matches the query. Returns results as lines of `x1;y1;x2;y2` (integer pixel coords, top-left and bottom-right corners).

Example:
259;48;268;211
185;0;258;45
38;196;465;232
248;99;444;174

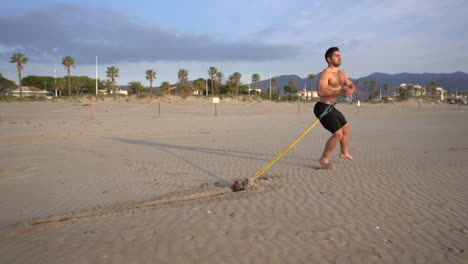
325;47;339;62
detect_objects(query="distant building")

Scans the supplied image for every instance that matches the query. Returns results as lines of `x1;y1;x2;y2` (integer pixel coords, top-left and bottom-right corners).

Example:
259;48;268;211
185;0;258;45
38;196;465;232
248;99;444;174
166;86;200;95
446;94;468;104
116;89;128;95
399;83;425;97
9;86;52;97
99;89;128;95
397;83;447;101
167;86;177;94
249;88;262;95
297;89;318;101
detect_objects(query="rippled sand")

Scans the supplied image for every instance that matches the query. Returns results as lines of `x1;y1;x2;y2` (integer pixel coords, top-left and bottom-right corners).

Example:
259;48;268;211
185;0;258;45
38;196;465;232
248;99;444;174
1;97;467;263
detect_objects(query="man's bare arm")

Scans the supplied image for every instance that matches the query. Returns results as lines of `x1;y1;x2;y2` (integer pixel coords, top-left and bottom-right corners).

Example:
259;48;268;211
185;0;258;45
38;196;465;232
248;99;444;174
343;72;356;96
344;79;355;90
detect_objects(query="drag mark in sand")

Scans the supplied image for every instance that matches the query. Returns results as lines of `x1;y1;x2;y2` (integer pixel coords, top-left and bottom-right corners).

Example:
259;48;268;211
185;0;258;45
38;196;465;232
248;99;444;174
11;176;279;232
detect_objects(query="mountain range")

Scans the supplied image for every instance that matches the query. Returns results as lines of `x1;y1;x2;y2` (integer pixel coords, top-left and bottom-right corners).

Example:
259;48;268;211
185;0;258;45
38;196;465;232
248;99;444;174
255;71;468;93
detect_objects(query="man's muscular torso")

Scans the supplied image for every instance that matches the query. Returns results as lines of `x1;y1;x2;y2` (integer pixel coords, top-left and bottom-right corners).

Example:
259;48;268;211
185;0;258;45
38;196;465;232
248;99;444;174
318;68;347;104
328;70;347;88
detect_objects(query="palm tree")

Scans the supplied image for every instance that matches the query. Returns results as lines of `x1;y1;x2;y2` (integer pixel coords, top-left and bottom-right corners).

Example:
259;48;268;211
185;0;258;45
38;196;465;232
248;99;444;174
430;82;437;99
178;69;188;84
10;53;28;98
177;69;189;94
307;73;315;88
407;84;415;98
288;79;296;88
307;73;315;100
106;66;119;97
363;80;369;101
103;79;113;94
215;71;224;95
285;79;298;100
208;67;217;95
233;72;242;96
384;84;390;97
56;78;67;96
271;78;277;91
271;78;278;99
194;79;206;95
61;56;75;96
251;73;260;95
160;81;171;94
369;80;378;101
228;74;236;94
145;69;156;96
354;80;361;101
128;81;144;95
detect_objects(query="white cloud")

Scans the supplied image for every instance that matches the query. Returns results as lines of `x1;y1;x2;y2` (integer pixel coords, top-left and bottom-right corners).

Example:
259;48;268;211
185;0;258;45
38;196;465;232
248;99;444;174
0;45;24;55
0;3;298;65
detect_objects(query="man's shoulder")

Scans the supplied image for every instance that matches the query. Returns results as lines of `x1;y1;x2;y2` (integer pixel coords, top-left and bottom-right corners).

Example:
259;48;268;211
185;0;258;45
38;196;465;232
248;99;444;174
338;69;348;76
320;68;332;78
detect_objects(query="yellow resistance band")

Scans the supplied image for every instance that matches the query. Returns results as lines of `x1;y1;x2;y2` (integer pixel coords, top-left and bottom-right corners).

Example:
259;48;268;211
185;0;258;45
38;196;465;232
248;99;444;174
248;104;334;185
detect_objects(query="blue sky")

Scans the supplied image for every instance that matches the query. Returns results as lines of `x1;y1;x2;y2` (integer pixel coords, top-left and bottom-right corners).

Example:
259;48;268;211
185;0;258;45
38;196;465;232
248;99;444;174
1;0;467;86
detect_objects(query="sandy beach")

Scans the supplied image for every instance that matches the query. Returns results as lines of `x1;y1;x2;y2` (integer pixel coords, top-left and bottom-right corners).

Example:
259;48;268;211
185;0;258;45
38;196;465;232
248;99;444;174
0;96;467;263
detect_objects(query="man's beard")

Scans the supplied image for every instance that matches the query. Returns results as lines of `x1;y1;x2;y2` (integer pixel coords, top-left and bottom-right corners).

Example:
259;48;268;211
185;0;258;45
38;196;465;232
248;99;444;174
331;61;341;67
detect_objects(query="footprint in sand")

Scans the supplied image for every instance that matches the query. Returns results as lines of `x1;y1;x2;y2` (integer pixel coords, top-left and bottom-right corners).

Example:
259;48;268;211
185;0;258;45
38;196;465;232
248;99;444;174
442;247;465;254
355;250;382;259
314;163;336;171
295;231;305;239
0;165;37;179
328;238;351;248
450;225;468;234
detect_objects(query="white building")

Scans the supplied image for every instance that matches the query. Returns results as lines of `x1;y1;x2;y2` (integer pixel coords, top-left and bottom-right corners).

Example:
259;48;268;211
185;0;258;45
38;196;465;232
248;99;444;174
9;86;52;97
99;89;128;95
397;83;447;101
297;89;318;101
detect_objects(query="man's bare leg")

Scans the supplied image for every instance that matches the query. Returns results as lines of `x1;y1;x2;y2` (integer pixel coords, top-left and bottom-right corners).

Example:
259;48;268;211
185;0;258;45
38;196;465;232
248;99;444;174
319;129;343;165
339;124;354;160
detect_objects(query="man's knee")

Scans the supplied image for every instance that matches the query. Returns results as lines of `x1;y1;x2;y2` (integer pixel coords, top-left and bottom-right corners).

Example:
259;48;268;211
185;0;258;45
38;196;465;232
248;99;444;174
332;129;344;139
342;124;350;134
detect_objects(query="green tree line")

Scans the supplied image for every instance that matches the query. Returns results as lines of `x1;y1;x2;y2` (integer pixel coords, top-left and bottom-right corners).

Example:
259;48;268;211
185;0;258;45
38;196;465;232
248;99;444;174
10;52;447;101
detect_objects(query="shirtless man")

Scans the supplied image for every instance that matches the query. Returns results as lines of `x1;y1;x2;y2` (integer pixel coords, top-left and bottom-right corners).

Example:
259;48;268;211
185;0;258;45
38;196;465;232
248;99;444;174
314;47;355;166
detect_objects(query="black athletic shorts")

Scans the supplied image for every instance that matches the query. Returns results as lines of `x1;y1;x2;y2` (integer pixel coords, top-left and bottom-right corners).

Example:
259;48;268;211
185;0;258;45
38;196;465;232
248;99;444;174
314;102;347;133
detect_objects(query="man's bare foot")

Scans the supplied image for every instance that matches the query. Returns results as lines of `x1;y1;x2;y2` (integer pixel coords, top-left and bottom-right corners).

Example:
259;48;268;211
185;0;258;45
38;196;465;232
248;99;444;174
340;153;354;160
319;157;329;165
